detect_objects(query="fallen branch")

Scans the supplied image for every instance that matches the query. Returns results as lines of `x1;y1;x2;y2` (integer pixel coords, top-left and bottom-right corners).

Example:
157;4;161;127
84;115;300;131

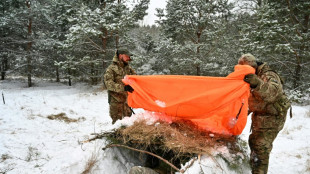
103;143;185;173
182;157;198;172
79;132;114;144
210;155;223;172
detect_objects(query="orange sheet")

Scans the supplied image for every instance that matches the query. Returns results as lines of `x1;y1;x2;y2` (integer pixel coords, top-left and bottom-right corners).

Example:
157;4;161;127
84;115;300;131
122;65;255;135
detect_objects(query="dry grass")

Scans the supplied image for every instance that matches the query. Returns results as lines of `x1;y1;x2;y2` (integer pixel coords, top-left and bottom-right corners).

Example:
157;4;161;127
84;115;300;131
306;150;310;172
47;113;85;123
81;152;99;174
306;159;310;172
1;154;11;162
295;154;302;159
118;120;238;156
101;120;248;173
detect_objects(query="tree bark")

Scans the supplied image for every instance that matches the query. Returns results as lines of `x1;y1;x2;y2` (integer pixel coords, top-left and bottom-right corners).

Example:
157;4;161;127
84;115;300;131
56;66;60;82
101;29;108;68
68;68;72;86
26;1;32;87
1;56;8;80
115;31;119;49
294;64;301;89
196;30;201;76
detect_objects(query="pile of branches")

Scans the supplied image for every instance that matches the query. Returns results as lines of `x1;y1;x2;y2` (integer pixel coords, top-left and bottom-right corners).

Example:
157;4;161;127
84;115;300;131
83;119;248;173
116;120;239;156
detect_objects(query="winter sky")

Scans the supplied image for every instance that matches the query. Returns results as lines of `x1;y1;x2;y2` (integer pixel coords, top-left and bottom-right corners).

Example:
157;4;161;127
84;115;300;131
141;0;236;26
142;0;167;26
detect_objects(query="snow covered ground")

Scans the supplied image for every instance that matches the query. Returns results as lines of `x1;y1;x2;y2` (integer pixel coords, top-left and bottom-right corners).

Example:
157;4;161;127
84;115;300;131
1;79;309;174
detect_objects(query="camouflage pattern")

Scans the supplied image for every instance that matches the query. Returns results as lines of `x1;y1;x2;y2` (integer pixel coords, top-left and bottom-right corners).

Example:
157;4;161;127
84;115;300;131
104;54;136;124
129;166;159;174
109;102;132;123
238;53;258;68
249;129;279;174
248;63;290;174
117;47;133;56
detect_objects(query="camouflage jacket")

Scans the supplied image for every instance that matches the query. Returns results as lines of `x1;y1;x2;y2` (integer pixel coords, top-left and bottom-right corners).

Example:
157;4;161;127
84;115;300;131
104;54;136;103
248;63;289;116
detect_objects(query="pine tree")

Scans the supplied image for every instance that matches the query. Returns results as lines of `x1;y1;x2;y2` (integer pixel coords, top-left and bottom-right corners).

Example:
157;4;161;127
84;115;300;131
0;0;58;86
61;0;150;85
156;0;233;76
240;0;310;91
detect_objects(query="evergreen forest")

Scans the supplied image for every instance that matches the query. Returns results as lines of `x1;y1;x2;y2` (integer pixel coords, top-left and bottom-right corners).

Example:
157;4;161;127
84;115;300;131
1;0;309;100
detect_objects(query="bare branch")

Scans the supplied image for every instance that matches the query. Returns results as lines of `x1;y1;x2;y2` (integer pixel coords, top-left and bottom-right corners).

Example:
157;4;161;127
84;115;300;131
279;34;300;64
269;55;294;75
85;36;103;52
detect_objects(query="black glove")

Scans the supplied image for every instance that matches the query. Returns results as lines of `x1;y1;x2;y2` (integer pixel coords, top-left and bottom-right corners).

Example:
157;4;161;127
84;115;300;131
244;74;260;88
124;85;134;93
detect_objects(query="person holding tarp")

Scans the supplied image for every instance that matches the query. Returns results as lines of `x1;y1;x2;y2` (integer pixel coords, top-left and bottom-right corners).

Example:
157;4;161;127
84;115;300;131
239;54;291;174
104;47;136;124
122;63;256;135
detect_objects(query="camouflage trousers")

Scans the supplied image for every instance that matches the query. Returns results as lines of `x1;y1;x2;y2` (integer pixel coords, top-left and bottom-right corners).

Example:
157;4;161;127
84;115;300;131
249;113;286;174
109;102;132;124
249;129;279;174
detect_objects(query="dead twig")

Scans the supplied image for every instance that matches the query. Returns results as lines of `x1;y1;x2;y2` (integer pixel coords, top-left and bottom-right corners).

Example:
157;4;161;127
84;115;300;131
103;144;184;173
210;156;224;172
182;157;198;172
81;151;99;174
79;131;115;144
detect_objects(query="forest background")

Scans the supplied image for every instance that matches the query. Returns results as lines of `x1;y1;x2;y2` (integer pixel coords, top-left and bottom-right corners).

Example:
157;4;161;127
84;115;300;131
1;0;309;103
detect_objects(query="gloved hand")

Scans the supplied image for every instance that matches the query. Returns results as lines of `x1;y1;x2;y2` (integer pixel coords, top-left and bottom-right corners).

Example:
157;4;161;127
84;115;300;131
124;85;134;93
244;74;260;88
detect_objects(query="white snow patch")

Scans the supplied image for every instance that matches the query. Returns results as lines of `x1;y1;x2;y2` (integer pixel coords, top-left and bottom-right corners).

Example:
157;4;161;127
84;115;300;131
155;100;166;108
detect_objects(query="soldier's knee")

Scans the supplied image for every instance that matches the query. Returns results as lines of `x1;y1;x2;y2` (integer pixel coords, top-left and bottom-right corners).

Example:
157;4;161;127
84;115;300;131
250;151;270;174
250;151;260;168
110;103;123;123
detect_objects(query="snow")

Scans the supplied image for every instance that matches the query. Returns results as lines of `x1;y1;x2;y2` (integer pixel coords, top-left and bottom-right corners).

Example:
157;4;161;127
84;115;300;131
1;79;310;174
155;100;166;108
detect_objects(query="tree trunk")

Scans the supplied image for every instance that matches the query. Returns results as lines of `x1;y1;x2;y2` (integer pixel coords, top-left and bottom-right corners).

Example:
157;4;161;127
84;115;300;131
102;29;107;68
115;0;121;48
68;68;72;86
196;45;201;76
27;55;32;87
196;66;201;76
294;14;310;90
196;30;201;76
26;1;32;87
1;56;8;80
56;66;60;82
293;64;301;89
257;0;262;7
68;77;71;86
115;31;119;48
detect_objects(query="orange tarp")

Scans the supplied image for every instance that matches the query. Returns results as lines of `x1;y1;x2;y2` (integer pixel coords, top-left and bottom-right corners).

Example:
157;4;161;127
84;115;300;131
122;65;255;135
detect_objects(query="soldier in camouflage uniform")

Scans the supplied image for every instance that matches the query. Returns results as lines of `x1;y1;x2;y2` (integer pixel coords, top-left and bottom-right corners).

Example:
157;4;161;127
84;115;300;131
104;48;136;124
238;54;291;174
